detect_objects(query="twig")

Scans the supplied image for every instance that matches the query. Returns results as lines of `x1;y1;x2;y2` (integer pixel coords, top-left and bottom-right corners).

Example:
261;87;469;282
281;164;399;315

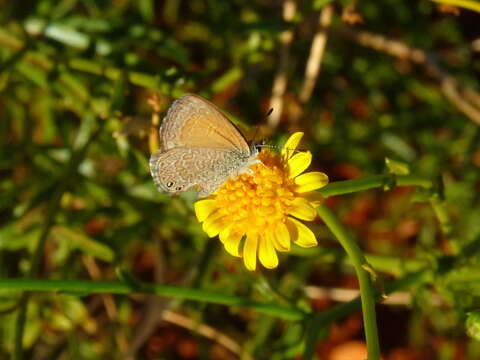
340;28;480;126
122;238;168;360
290;5;334;125
441;79;480;125
304;285;443;306
81;255;129;354
162;310;251;360
123;238;229;359
147;93;162;154
268;0;297;128
298;5;334;104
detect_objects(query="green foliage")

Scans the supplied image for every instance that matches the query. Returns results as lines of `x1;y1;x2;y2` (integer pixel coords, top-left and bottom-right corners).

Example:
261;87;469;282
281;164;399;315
1;0;480;359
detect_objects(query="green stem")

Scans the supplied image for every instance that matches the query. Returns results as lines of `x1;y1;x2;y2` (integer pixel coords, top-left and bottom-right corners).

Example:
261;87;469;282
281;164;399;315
13;125;99;360
318;174;433;198
13;188;63;360
317;173;452;237
302;270;429;360
0;279;306;321
317;204;381;360
430;196;453;236
308;269;429;330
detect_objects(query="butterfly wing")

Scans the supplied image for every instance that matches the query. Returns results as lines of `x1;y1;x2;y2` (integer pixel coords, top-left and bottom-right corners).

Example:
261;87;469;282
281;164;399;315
150;147;251;197
159;94;250;154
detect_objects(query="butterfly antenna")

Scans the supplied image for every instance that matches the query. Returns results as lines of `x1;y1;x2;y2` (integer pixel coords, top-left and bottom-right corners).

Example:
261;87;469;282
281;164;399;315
250;107;273;153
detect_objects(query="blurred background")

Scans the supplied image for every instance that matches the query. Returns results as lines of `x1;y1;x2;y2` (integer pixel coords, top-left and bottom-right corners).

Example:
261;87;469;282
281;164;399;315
1;0;480;359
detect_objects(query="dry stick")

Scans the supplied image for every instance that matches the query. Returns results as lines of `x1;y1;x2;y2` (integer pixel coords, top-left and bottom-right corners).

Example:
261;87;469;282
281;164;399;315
82;255;118;320
298;5;334;104
122;238;167;360
342;29;480;126
304;285;443;306
147;93;162;153
290;5;334;125
465;88;480;109
268;0;297;129
161;310;250;360
81;255;130;353
442;80;480;125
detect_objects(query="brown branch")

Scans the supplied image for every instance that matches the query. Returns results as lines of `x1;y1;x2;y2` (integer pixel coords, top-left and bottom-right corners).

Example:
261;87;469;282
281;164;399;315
162;310;251;359
340;28;480;126
82;255;118;320
147;93;162;154
304;285;443;306
82;255;129;354
122;238;168;360
290;5;334;125
268;0;297;128
299;5;334;104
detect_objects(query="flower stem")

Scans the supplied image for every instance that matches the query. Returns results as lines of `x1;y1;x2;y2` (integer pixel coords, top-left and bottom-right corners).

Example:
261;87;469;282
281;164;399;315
318;174;433;198
318;174;453;236
316;204;381;360
12;136;97;360
0;278;306;321
303;269;428;360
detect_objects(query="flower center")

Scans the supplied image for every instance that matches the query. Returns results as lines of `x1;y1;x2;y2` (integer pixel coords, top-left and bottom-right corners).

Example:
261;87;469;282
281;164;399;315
215;151;294;235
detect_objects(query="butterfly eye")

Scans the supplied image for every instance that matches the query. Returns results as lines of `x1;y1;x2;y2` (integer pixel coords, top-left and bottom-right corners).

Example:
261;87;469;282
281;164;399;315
166;182;174;187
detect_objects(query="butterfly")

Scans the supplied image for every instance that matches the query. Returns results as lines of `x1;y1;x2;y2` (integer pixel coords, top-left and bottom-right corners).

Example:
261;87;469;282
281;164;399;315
149;94;260;197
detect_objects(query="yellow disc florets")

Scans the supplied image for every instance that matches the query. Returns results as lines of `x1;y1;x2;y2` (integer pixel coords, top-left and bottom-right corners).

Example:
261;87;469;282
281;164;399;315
195;132;329;271
215;151;295;235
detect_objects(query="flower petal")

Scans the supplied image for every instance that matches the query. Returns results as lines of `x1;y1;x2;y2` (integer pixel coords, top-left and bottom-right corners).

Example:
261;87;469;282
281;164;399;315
243;233;258;271
223;231;243;257
288;197;317;221
273;222;291;252
294;172;329;193
202;211;225;238
288;151;312;178
282;132;304;160
258;236;278;269
219;224;232;244
303;192;325;207
286;217;318;248
194;200;217;222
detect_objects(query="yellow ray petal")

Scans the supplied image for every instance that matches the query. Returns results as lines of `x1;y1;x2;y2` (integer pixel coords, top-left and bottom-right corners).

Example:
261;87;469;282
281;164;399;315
194;199;217;222
243;233;258;271
288;197;317;221
303;192;325;207
273;222;290;252
294;172;329;193
258;236;279;269
282;132;304;160
286;217;318;248
288;151;312;178
223;231;243;257
202;211;225;238
219;224;233;244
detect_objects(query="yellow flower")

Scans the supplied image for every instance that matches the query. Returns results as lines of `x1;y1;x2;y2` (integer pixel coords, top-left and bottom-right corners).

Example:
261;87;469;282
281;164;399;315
194;132;329;271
